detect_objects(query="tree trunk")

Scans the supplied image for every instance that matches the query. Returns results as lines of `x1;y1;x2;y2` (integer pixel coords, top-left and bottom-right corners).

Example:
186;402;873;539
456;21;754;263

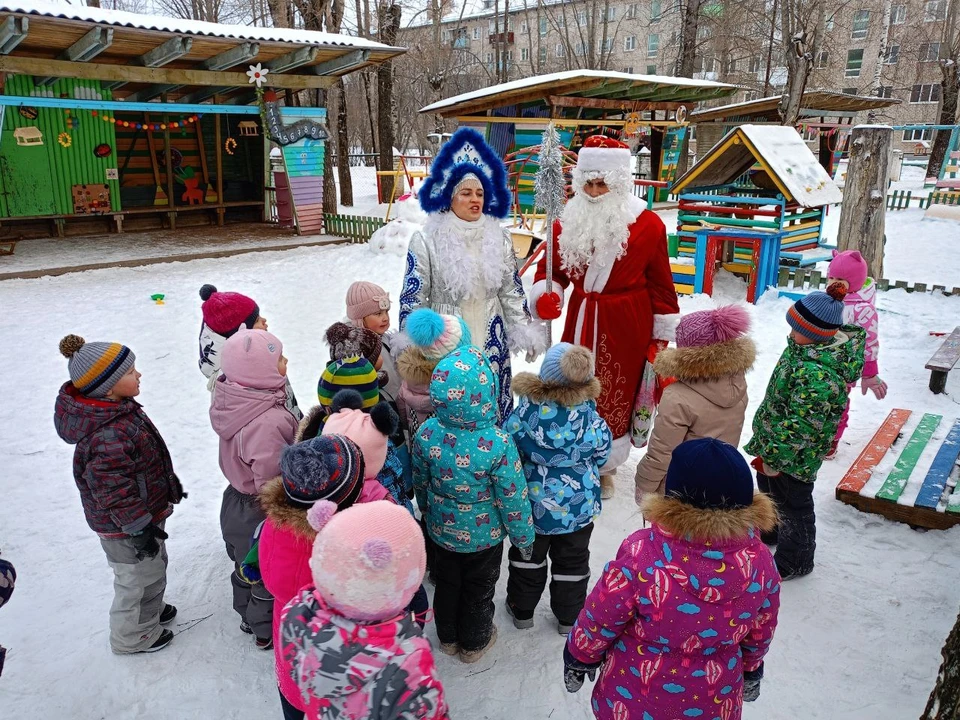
674;0;701;177
836;125;891;279
336;79;354;206
778;0;824;126
377;2;401;201
923;605;960;719
87;0;102;7
928;59;960;180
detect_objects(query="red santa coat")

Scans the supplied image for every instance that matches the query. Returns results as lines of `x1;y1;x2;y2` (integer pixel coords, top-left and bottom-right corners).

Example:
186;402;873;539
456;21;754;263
534;209;679;441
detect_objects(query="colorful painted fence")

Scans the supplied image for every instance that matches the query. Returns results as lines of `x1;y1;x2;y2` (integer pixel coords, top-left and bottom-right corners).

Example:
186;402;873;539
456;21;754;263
279;107;326;235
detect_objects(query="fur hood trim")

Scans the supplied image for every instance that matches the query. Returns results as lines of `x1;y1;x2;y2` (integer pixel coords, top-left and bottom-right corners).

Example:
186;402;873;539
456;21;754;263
259;476;316;539
653;337;756;381
512;371;601;406
641;492;777;542
396;346;437;385
296;404;326;443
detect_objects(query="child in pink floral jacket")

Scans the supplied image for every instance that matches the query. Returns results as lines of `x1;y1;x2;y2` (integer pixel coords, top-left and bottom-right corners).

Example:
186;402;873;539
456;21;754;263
280;500;449;720
563;439;780;720
827;250;887;453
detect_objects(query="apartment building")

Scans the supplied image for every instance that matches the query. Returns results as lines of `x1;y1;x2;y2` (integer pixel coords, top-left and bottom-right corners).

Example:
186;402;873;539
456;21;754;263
399;0;953;151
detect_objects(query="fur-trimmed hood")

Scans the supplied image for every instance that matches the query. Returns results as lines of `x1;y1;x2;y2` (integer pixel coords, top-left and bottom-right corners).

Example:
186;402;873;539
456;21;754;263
641;492;777;542
296;404;326;443
259;476;316;539
511;371;601;406
395;346;437;386
653;336;756;382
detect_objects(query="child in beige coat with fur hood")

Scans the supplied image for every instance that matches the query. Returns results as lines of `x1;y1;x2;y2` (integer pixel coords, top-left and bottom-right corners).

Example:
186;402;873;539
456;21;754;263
634;305;756;505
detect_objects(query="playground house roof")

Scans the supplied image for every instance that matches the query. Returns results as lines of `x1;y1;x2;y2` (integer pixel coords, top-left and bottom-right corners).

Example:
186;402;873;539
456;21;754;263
0;0;404;103
420;70;739;119
690;90;900;123
672;124;844;207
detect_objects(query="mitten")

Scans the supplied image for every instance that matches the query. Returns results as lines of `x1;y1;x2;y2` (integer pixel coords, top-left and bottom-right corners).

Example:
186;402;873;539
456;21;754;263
535;291;563;321
131;524;168;561
563;644;600;693
743;663;764;702
519;544;534;562
861;375;888;399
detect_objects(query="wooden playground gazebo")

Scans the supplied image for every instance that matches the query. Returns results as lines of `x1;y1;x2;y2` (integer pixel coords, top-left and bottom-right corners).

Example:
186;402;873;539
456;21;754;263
0;1;403;237
690;90;901;177
420;70;739;199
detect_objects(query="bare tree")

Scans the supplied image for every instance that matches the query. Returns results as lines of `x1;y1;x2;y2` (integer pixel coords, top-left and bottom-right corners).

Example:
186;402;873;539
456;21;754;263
778;0;826;124
378;2;402;199
922;604;960;720
927;0;960;179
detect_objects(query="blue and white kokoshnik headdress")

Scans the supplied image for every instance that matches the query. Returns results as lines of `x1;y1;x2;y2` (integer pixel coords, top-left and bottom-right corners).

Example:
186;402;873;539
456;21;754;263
419;127;511;218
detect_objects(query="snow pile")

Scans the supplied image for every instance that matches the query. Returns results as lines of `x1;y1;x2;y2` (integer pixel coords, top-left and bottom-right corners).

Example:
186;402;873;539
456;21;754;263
367;194;427;255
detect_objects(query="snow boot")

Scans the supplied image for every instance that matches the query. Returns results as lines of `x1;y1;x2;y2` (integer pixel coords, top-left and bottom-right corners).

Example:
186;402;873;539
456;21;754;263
600;474;615;500
438;641;460;656
505;601;534;630
557;622;574;636
239;620;253;635
460;625;497;664
140;629;173;653
256;636;273;650
159;604;177;625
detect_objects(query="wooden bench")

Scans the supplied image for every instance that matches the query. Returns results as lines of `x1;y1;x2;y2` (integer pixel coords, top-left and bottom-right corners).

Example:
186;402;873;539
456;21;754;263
927;326;960;394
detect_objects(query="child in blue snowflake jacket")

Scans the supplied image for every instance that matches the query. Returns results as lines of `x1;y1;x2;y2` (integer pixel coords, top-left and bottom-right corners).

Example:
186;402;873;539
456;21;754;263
413;344;534;662
503;343;611;635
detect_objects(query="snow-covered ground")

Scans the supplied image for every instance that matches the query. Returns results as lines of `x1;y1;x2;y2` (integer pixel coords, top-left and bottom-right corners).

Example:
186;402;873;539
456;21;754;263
1;225;959;719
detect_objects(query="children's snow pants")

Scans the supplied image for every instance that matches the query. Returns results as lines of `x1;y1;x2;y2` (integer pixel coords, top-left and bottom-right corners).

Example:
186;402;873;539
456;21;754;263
431;540;502;652
99;520;168;653
506;523;594;626
220;486;274;639
757;471;816;576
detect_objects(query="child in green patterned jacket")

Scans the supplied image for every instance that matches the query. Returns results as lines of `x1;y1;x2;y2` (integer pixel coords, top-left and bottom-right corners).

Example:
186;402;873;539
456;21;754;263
745;282;865;580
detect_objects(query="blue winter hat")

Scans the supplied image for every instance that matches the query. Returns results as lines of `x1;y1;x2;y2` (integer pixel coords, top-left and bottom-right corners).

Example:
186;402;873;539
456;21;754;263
539;343;596;385
786;282;848;342
418;127;511;218
665;439;753;510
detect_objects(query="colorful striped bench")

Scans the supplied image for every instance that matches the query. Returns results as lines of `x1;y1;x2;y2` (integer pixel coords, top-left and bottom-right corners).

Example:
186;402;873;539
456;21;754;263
835;409;960;530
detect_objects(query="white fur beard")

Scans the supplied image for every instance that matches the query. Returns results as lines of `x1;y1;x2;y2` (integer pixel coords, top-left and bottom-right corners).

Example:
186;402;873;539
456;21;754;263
558;188;641;276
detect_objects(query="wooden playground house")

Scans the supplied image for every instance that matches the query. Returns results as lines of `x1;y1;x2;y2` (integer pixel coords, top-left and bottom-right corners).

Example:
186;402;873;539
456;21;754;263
419;70;739;249
689;90;901;179
0;3;402;238
670;124;843;303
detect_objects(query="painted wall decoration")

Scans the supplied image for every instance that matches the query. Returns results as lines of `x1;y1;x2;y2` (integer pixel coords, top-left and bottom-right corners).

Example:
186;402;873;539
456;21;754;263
278;106;326;235
263;90;329;146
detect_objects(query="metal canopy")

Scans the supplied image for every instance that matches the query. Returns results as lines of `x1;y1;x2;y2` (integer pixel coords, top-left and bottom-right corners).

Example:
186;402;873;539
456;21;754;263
690;90;901;124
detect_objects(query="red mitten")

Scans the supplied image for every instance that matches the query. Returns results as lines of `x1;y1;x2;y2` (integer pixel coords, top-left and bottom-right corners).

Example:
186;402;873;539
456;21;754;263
536;291;563;321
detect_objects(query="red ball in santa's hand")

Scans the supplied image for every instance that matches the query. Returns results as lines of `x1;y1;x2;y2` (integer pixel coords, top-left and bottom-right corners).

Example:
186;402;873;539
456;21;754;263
536;291;563;320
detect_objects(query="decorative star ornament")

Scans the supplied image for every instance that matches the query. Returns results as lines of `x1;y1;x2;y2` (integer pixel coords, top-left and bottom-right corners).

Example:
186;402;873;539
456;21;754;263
246;63;269;87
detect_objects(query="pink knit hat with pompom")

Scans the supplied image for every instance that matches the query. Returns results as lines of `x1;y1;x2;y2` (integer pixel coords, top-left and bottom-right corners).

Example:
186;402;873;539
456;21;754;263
306;500;426;621
828;250;868;293
675;305;751;348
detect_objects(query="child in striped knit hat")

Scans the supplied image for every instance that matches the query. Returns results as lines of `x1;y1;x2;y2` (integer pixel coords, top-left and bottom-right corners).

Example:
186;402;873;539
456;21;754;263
54;335;186;655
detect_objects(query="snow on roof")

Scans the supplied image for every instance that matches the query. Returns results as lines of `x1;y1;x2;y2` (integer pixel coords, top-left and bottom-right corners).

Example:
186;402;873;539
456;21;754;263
4;0;399;51
420;69;737;114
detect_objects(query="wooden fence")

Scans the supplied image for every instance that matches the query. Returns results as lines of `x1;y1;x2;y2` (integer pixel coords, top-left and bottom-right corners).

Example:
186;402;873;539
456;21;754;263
886;190;960;210
322;213;386;243
777;267;960;296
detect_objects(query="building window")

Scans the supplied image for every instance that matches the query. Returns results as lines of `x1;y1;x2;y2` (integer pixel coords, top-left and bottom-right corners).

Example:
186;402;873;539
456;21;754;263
539;46;547;65
841;87;857;95
651;0;662;21
885;44;900;64
697;25;712;40
473;27;481;40
912;83;941;102
520;20;527;33
626;3;639;19
488;20;495;34
599;38;613;53
556;43;566;57
816;50;828;68
538;18;547;35
877;86;894;98
647;33;660;57
647;63;658;74
904;128;933;141
606;7;617;21
485;51;493;63
623;66;634;73
826;14;834;30
624;35;637;51
925;0;946;21
576;41;589;56
521;47;529;60
441;29;451;43
845;49;864;77
577;9;588;26
748;56;761;73
725;56;737;73
891;4;906;23
557;14;565;28
851;9;870;39
921;42;941;61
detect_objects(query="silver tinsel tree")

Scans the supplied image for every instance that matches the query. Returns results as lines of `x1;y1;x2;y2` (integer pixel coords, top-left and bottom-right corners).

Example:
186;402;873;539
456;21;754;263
533;123;565;345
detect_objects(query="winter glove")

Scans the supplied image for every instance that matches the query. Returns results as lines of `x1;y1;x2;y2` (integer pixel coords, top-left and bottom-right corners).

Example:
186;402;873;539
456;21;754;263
130;524;168;561
743;664;764;702
535;291;563;321
168;474;188;503
563;644;601;693
518;544;534;562
861;375;888;399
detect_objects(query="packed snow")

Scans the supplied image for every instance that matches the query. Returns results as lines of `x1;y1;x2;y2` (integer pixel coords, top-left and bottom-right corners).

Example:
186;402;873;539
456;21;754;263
1;216;959;718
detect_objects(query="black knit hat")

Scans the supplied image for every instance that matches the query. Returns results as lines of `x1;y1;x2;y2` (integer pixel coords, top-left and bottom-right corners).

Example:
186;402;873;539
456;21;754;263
279;435;366;509
665;439;754;510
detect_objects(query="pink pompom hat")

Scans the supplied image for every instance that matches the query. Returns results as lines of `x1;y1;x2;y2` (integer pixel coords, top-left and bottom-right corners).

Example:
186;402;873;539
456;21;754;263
675;305;751;348
827;249;868;293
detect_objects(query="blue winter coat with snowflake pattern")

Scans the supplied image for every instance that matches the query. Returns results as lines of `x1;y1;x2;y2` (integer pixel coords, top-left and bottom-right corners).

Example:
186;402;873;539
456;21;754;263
413;346;534;554
504;372;611;535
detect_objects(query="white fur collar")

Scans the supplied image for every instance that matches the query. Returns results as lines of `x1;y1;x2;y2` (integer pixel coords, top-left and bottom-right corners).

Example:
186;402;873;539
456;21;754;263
425;212;508;300
558;191;645;276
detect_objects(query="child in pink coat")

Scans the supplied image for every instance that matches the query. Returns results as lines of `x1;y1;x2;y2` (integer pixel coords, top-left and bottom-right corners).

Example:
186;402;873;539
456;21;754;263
564;439;780;720
210;328;299;649
280;500;449;720
827;250;887;455
259;434;369;720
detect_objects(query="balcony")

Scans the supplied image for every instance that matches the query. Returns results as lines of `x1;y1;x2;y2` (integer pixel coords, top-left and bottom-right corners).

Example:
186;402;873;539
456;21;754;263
452;36;470;48
488;31;515;44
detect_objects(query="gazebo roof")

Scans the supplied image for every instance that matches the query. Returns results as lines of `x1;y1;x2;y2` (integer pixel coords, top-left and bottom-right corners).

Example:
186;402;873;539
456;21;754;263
672;124;843;207
420;70;738;118
690;90;900;123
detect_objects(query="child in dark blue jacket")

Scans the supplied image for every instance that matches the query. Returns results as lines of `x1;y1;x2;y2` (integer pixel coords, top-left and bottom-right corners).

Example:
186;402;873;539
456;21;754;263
503;343;611;634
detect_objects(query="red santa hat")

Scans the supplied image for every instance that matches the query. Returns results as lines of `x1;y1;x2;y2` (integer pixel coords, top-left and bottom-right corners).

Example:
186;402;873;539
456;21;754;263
576;135;632;176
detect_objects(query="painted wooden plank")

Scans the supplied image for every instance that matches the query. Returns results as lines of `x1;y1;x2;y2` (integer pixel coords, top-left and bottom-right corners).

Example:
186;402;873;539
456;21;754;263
926;327;960;372
915;419;960;509
876;414;943;502
837;409;913;494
